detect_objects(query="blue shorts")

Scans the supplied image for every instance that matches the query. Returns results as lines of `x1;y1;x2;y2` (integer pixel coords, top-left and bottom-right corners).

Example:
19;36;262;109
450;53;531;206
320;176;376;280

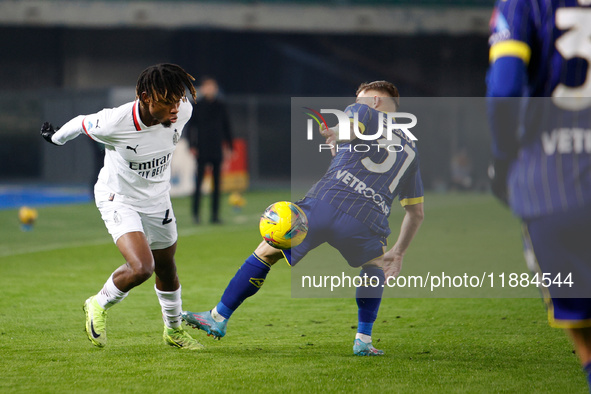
282;198;387;268
524;205;591;328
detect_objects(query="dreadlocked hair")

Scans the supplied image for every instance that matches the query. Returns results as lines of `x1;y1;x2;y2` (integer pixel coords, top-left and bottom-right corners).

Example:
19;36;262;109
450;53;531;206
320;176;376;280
135;63;197;103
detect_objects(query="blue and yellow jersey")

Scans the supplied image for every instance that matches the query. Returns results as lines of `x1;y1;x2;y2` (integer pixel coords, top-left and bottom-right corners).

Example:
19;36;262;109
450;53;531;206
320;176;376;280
487;0;591;219
305;103;424;237
488;0;590;98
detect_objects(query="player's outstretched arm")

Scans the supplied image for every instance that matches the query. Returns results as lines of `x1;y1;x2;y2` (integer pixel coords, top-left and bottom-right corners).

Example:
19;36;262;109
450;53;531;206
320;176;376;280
40;115;86;146
319;123;338;157
40;122;59;145
382;203;424;278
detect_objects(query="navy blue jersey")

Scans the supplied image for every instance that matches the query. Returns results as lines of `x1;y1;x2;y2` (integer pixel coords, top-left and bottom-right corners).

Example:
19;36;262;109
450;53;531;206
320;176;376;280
488;0;591;219
305;103;424;237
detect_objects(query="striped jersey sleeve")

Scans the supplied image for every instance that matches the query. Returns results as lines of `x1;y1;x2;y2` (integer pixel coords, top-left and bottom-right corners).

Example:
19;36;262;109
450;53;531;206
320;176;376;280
487;0;591;219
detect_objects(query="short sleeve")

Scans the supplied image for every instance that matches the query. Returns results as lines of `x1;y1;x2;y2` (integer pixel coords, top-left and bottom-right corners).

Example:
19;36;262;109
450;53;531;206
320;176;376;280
398;167;424;207
81;107;119;145
344;103;378;136
489;0;533;65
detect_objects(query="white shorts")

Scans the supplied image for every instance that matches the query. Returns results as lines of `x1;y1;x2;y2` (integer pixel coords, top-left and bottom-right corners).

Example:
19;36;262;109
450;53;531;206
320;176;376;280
97;201;178;250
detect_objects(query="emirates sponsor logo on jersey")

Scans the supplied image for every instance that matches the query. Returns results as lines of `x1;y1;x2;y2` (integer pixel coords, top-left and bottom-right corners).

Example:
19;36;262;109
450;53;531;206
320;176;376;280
129;153;172;178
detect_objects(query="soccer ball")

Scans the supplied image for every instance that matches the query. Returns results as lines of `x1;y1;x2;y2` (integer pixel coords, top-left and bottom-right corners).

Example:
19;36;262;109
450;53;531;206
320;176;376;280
18;206;38;231
228;192;246;211
19;206;38;225
259;201;308;249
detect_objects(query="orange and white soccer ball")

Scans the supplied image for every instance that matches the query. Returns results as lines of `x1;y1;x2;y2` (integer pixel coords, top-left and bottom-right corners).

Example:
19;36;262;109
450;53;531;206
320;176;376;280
259;201;308;250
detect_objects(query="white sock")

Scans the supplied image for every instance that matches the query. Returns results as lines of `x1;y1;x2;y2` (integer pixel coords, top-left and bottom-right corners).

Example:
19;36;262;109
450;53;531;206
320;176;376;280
355;333;372;343
211;306;227;323
95;274;128;310
155;285;182;329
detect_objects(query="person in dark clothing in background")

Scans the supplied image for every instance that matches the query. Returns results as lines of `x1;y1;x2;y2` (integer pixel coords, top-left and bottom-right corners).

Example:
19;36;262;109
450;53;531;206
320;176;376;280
186;77;233;224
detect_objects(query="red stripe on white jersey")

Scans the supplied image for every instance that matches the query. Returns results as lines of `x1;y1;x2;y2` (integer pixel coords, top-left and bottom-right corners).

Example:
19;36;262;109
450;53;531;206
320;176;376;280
81;117;99;142
132;101;142;131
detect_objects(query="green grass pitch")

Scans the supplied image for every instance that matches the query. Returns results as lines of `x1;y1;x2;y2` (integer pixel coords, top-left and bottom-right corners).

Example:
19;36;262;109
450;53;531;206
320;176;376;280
0;191;586;392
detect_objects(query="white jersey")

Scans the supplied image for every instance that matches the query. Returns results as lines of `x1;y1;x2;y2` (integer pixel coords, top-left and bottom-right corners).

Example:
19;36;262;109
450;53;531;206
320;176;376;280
52;99;192;213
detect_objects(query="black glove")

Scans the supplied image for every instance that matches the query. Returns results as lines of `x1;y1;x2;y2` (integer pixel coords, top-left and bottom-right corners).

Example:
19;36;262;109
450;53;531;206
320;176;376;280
488;158;511;206
40;122;59;145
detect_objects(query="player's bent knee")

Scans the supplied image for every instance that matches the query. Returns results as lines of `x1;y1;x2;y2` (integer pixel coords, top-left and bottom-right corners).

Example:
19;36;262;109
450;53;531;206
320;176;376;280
128;259;155;283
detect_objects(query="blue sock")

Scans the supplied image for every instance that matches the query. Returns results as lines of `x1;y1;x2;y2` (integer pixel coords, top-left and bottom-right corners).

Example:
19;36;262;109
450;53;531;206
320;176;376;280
584;361;591;391
356;267;385;336
217;253;271;319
